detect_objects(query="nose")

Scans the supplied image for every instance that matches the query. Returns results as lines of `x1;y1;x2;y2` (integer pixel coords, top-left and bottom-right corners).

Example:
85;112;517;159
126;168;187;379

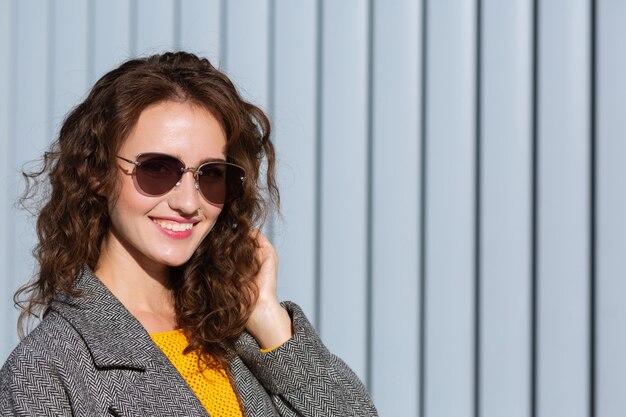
167;171;201;214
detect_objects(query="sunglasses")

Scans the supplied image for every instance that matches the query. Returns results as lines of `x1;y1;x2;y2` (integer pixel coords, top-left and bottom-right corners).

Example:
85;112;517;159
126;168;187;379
116;153;246;205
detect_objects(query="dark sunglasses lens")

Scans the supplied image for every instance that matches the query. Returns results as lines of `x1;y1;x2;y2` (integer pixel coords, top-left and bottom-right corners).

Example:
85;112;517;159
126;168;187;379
135;155;183;195
197;163;244;204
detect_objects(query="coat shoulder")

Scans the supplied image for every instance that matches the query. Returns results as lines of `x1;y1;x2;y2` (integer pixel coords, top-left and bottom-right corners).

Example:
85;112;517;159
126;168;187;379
0;312;79;415
1;310;85;377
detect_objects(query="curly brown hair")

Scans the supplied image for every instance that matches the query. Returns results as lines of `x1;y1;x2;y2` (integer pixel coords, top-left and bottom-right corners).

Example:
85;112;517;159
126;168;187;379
15;51;279;368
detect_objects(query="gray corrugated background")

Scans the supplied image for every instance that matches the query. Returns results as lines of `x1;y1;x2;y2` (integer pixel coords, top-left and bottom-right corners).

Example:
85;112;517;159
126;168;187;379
1;1;624;416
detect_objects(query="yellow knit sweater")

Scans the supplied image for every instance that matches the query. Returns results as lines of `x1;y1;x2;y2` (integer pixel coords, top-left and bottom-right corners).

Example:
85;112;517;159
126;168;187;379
150;329;243;417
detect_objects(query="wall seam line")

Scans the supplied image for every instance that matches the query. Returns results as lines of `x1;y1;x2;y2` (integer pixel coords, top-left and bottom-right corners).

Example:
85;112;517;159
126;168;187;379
219;0;227;69
473;0;482;416
173;0;181;49
418;0;429;415
589;0;597;416
365;0;375;394
530;0;540;415
313;0;324;332
47;0;56;143
129;0;137;56
266;0;276;243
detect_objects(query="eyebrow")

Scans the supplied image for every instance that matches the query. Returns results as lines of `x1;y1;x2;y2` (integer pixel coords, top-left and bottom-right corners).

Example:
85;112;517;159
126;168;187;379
137;152;227;165
198;157;227;164
168;153;227;165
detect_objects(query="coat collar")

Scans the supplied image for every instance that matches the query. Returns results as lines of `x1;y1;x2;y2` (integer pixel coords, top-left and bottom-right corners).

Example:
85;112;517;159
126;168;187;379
49;267;156;371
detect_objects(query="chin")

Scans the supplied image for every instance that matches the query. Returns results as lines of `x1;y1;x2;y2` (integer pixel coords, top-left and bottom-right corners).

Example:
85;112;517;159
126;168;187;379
152;251;197;268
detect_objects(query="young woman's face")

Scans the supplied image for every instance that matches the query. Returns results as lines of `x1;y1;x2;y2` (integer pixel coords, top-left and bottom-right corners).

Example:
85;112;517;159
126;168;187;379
107;100;227;269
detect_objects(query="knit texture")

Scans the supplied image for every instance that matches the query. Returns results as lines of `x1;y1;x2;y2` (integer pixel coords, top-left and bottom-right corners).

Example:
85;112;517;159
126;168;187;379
150;329;243;417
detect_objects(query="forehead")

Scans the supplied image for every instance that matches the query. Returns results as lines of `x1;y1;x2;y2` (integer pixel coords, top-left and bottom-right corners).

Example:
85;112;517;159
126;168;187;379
119;101;227;164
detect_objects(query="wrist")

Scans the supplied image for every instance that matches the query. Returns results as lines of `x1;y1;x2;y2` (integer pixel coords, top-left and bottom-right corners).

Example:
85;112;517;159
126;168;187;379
246;301;293;349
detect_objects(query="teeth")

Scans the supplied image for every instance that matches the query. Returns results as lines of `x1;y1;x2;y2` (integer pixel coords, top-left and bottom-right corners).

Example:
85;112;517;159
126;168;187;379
153;219;194;232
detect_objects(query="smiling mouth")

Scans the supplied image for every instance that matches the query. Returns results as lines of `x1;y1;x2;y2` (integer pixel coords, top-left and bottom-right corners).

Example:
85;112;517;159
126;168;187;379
152;219;194;232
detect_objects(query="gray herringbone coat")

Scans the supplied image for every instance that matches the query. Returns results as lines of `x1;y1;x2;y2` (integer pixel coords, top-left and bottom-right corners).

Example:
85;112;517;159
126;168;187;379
0;269;377;416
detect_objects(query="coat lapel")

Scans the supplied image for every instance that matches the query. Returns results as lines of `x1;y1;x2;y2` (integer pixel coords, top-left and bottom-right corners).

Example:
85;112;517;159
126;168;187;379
50;267;154;370
49;267;210;416
228;352;280;417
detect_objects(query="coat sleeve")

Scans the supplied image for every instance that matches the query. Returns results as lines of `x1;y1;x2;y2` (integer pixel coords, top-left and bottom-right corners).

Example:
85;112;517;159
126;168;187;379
0;340;73;417
235;302;378;417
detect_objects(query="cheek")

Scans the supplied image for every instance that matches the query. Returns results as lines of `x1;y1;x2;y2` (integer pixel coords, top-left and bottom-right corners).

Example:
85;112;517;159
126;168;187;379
196;205;224;240
108;177;151;220
204;203;224;224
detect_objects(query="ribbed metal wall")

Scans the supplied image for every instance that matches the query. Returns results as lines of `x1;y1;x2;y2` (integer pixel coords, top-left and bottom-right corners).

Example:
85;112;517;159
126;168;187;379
1;1;624;416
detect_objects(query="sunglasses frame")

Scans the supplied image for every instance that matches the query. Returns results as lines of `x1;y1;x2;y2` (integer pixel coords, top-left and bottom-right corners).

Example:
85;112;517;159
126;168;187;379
116;153;246;204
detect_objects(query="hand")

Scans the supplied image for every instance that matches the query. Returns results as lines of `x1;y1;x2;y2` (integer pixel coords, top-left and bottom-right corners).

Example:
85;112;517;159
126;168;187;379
245;231;293;349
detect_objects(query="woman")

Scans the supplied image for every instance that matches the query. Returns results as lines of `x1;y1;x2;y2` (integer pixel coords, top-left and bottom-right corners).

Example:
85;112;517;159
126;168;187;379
0;52;376;417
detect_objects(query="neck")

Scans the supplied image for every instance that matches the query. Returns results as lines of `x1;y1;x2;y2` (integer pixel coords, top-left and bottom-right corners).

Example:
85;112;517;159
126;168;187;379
94;233;177;331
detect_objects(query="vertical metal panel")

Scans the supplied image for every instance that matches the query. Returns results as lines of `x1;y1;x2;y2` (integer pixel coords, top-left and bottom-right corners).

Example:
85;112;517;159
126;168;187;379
91;0;131;82
223;0;270;109
10;0;51;353
424;1;477;416
0;0;14;363
597;1;626;416
319;0;369;380
135;0;176;56
179;0;221;63
370;0;421;414
480;1;533;416
51;0;89;138
272;0;318;319
537;1;591;416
